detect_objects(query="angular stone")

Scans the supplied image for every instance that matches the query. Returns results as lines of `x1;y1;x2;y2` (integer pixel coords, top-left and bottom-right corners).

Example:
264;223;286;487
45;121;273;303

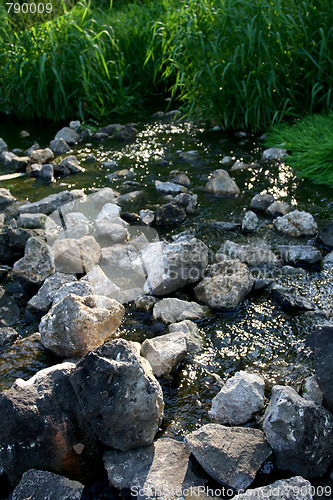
250;193;275;212
28;272;77;311
139;209;155;226
134;295;158;311
242;211;258;232
0;188;15;207
185;424;271;491
263;385;333;478
210;371;265;425
172;173;191;187
116;190;143;208
52;281;93;306
216;240;277;266
204;169;240;196
104;438;211;500
302;375;324;405
314;324;333;411
49;138;71;156
83;265;124;303
141;333;187;379
39;294;125;358
0;138;8;153
155;180;187;194
274;210;318;237
270;285;315;312
0;151;29;171
58;156;85;174
262;147;287;161
52;235;101;274
19;190;86;215
266;201;291;217
70;339;164;450
12;469;84;500
318;222;333;249
0;326;19;347
233;476;313;500
89;187;117;210
275;245;322;266
29;148;54;165
322;250;333;266
174;192;198;213
168;320;202;352
54;127;80;145
153;298;209;324
30;163;54;183
194;260;254;310
155;202;187;226
0;287;20;329
13;237;55;285
17;213;47;230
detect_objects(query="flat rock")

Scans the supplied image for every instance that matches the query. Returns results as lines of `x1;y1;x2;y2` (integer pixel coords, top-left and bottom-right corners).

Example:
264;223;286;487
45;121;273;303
13;237;55;285
233;476;313;499
12;469;84;500
216;240;277;266
28;272;76;311
19;190;86;215
273;210;318;237
275;245;322;266
209;221;241;230
0;326;19;347
270;285;315;312
153;298;209;324
58;156;85;174
314;324;333;411
318;221;333;249
209;371;265;425
250;193;275;212
0;188;15;207
204;169;240;196
185;424;271;491
39;293;125;357
263;385;333;478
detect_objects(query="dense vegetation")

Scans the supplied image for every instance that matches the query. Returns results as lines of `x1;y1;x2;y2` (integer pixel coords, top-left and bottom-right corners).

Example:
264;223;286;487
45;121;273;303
0;0;332;132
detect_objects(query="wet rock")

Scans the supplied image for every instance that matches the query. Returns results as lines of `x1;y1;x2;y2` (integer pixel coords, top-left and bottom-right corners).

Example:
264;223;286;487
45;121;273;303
275;245;322;266
0;138;8;153
142;238;208;296
230;160;249;171
102;159;118;169
0;188;15;208
155;202;187;226
52;281;93;306
318;221;333;249
216;240;277;266
52;235;101;274
12;469;84;500
49;138;71;156
0;362;101;486
209;221;241;230
153;298;209;324
0;151;29;171
104;438;211;500
172;173;191;187
28;272;77;311
273;210;318;237
232;476;313;499
29;148;54;165
242;211;258;232
155;180;186;194
116;190;143;208
106;169;135;181
174;192;198;213
204;169;240;196
253;278;275;290
322;250;333;266
302;375;323;405
185;424;271;491
0;326;19;347
13;237;55;285
54;127;81;145
39;293;125;358
313;324;333;411
194;260;254;310
263;385;333;478
250;193;275;212
70;339;163;450
168;319;202;352
29;163;54;183
270;285;315;312
100;243;146;292
209;371;265;425
221;155;233;164
95;123;137;142
83;265;124;303
281;265;306;276
266;201;291;217
262;147;287;161
57;156;85;175
17;213;47;230
19;189;86;215
141;332;188;379
134;294;158;311
139;209;155;225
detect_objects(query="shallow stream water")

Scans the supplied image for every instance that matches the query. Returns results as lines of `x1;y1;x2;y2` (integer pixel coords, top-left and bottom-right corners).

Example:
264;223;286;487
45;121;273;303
0;109;332;498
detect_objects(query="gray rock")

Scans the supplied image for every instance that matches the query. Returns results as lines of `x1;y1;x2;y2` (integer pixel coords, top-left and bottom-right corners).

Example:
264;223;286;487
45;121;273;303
0;326;19;347
29;148;54;165
232;476;313;499
52;281;93;306
266;201;291;217
302;375;324;405
142;238;208;296
185;424;271;491
318;221;333;249
0;287;20;327
52;235;101;274
141;332;188;379
70;339;164;450
209;371;265;425
28;272;77;311
155;202;187;226
104;438;212;500
230;160;249;171
116;190;143;208
0;138;8;153
70;120;81;130
221;155;233;164
172;173;191;187
314;324;333;411
19;190;86;215
30;163;54;183
270;285;315;312
12;469;84;500
322;250;333;266
209;221;241;230
263;385;333;478
153;298;209;324
0;188;15;207
58;156;85;174
17;213;47;229
106;168;135;181
262;147;288;161
174;192;198;213
134;295;158;311
242;211;258;232
39;294;125;358
216;240;277;266
0;151;29;171
194;260;254;310
155;180;187;194
83;265;124;302
139;209;155;225
13;237;55;285
94;220;128;246
102;160;118;169
95;203;121;222
49;138;71;155
204;169;240;196
275;245;322;266
274;210;318;237
89;187;117;209
54;127;81;145
250;193;275;212
168;320;202;352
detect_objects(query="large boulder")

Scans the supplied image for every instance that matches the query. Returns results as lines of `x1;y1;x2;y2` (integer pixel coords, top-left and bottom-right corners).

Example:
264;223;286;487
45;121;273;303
205;169;240;196
70;339;164;450
185;424;271;491
233;476;313;500
216;240;277;266
52;235;101;274
313;324;333;411
13;237;55;285
142;237;208;296
262;385;333;478
19;190;86;215
153;298;209;324
39;294;125;357
209;371;265;425
104;438;212;500
273;210;317;237
28;272;77;311
194;260;254;310
12;469;84;500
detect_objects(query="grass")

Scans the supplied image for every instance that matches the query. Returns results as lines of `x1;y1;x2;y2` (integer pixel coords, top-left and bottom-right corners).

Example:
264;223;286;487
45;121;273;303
266;112;333;185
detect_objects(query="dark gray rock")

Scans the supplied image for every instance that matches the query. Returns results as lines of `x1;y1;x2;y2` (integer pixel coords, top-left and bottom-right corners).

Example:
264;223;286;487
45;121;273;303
116;190;144;209
17;213;47;230
270;285;315;312
232;476;313;499
174;192;198;213
275;245;322;266
19;190;86;215
250;193;275;212
0;326;19;347
209;221;241;230
0;188;15;208
172;173;191;187
314;324;333;411
13;237;55;285
263;385;333;478
262;147;287;161
318;222;333;249
0;287;20;327
155;202;187;226
28;273;76;311
0;151;29;171
184;424;271;491
12;469;84;500
29;163;54;183
70;339;164;450
49;138;71;156
302;375;324;405
0;138;8;153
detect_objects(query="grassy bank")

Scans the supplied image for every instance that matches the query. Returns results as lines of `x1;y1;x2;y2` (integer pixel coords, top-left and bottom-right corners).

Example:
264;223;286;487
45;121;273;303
0;0;332;130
